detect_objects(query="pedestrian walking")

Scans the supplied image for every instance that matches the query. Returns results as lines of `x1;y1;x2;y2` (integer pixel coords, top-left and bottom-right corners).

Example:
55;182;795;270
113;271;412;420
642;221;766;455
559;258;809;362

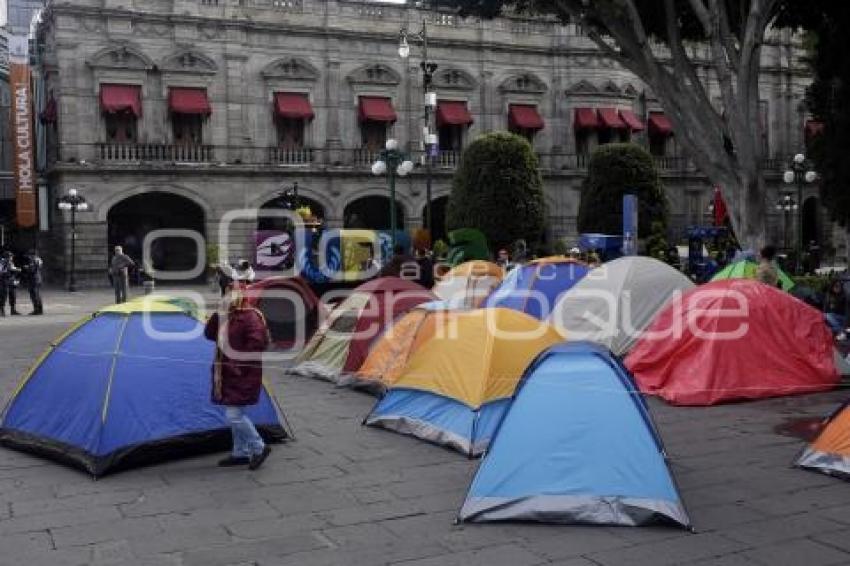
756;245;780;288
203;286;272;470
23;250;44;315
0;251;21;316
110;245;135;304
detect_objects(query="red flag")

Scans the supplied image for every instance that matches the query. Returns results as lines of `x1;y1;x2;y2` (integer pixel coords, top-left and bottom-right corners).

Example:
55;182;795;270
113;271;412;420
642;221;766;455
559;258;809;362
713;186;728;227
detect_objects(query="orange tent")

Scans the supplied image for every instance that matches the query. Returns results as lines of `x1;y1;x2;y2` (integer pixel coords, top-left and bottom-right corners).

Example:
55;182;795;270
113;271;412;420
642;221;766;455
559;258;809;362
797;401;850;480
351;303;450;393
433;260;504;309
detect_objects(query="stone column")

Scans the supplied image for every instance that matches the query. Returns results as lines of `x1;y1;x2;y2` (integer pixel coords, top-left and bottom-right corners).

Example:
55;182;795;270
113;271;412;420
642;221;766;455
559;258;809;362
324;60;343;165
224;53;250;164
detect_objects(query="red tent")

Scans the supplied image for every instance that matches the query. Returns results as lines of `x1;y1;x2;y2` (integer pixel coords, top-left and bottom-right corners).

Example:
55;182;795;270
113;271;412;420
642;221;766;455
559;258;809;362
244;277;324;345
625;279;838;406
292;277;437;382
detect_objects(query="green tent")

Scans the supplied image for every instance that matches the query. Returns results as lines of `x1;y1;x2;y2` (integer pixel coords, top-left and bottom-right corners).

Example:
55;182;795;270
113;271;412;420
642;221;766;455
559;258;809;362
711;260;795;291
446;228;490;267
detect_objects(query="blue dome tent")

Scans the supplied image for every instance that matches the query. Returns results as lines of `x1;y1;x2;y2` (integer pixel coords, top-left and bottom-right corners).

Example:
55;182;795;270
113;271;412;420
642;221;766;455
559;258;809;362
458;342;690;528
483;257;590;319
0;297;289;477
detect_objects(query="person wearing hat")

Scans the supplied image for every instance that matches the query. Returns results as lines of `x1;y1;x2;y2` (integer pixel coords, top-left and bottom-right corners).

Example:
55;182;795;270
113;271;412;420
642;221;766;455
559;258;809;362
204;286;272;470
234;259;255;284
496;248;514;272
0;251;21;316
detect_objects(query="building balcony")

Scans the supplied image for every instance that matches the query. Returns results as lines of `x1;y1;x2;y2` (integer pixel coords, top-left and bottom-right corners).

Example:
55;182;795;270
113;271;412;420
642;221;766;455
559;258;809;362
54;143;793;179
96;142;215;163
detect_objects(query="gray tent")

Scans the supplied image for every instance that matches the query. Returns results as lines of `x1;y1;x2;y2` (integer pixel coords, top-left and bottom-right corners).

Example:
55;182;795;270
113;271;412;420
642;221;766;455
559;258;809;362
550;257;695;356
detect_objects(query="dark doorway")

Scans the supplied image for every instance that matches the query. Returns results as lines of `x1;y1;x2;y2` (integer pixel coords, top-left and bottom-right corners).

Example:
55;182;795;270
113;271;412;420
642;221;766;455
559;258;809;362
107;192;205;280
802;197;820;246
344;196;405;231
423;196;449;244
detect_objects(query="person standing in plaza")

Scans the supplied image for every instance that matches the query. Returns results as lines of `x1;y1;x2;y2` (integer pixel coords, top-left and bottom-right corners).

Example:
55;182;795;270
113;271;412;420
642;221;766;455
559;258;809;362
23;250;44;315
0;251;21;316
234;259;255;284
756;245;780;288
204;285;273;470
110;246;135;304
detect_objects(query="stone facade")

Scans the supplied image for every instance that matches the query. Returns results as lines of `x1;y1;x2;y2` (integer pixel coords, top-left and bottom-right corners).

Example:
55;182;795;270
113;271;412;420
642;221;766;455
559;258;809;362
32;0;824;285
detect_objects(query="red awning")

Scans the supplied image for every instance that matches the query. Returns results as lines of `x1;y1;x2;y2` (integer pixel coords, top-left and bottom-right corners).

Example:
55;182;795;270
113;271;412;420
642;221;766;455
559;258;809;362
598;107;627;130
805;120;824;139
648;112;673;136
168;87;211;116
574;107;599;130
274;92;314;120
359;97;397;123
437;101;474;127
619;109;645;131
100;84;142;117
508;104;544;131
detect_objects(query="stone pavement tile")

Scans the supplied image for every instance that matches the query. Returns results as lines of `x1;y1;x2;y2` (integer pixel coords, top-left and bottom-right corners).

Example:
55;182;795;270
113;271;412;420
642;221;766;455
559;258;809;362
0;504;122;535
348;485;399;505
0;530;54;554
53;472;168;498
689;552;760;565
817;506;850;526
545;560;605;566
157;501;280;531
11;488;142;517
227;512;331;539
812;529;850;553
251;464;346;486
316;498;425;527
689;502;770;531
380;510;525;552
319;521;400;547
178;531;330;566
244;484;359;516
586;533;748;566
90;539;134;565
723;513;847;546
267;540;450;566
118;486;217;517
513;527;634;561
744;482;850;517
386;542;547;566
1;545;92;566
741;538;850;566
403;488;468;515
128;525;231;556
50;515;164;548
599;525;690;545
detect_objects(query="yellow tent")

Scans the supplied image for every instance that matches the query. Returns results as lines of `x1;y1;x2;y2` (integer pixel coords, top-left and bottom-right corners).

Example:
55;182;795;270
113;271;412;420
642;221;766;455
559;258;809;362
365;308;564;455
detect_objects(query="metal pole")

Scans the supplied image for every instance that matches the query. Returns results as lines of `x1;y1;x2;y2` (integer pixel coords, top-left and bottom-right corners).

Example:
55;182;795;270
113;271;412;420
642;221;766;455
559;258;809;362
293;181;299;210
797;173;803;274
389;155;397;251
422;21;433;234
69;205;77;292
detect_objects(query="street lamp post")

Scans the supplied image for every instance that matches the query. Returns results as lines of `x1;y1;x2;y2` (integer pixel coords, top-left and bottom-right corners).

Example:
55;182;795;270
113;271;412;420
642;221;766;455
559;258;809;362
372;138;414;250
399;22;438;233
57;188;89;292
774;193;798;252
783;153;817;274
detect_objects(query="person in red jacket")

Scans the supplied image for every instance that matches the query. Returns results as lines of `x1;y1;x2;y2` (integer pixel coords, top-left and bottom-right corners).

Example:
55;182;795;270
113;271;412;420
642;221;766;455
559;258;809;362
204;286;273;470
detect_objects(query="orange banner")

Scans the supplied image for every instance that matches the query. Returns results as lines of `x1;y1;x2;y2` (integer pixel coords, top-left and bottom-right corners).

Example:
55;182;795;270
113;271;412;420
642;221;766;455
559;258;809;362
9;35;36;229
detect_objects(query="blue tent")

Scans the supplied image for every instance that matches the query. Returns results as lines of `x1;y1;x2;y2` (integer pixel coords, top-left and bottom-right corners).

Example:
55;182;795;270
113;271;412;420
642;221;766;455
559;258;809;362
0;298;289;477
483;258;590;319
458;342;691;528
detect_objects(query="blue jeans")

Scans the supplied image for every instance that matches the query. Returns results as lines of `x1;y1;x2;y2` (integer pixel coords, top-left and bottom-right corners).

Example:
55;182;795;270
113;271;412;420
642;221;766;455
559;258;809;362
826;313;846;335
225;406;265;458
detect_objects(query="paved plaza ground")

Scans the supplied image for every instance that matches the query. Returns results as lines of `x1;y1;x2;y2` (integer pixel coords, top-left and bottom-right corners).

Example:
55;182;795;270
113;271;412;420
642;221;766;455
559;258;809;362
0;286;849;566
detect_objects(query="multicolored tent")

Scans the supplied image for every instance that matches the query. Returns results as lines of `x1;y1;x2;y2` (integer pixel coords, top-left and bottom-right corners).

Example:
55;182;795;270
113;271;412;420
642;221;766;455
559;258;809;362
711;260;795;291
244;276;324;345
350;302;452;393
484;257;589;319
290;277;435;382
364;308;564;456
458;342;690;528
796;401;850;480
432;261;504;309
550;256;694;356
0;296;288;477
626;280;838;406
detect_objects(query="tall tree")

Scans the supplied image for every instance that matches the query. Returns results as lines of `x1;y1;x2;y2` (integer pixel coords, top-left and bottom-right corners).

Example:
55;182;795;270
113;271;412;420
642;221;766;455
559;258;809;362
437;0;809;250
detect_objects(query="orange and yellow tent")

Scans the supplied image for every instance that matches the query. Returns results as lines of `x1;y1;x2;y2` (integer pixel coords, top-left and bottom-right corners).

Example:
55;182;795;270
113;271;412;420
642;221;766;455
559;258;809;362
364;308;565;456
797;401;850;480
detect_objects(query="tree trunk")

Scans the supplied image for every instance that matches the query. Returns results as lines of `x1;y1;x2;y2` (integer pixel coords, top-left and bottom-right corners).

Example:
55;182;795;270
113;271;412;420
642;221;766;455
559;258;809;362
732;171;768;252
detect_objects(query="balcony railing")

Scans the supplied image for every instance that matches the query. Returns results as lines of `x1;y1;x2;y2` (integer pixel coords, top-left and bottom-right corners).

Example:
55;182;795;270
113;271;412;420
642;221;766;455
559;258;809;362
268;146;314;165
71;144;796;176
97;143;215;163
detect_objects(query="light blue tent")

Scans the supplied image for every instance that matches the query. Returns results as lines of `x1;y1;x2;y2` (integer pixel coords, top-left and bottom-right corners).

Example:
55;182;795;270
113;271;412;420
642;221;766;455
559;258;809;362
0;298;289;477
458;342;691;528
